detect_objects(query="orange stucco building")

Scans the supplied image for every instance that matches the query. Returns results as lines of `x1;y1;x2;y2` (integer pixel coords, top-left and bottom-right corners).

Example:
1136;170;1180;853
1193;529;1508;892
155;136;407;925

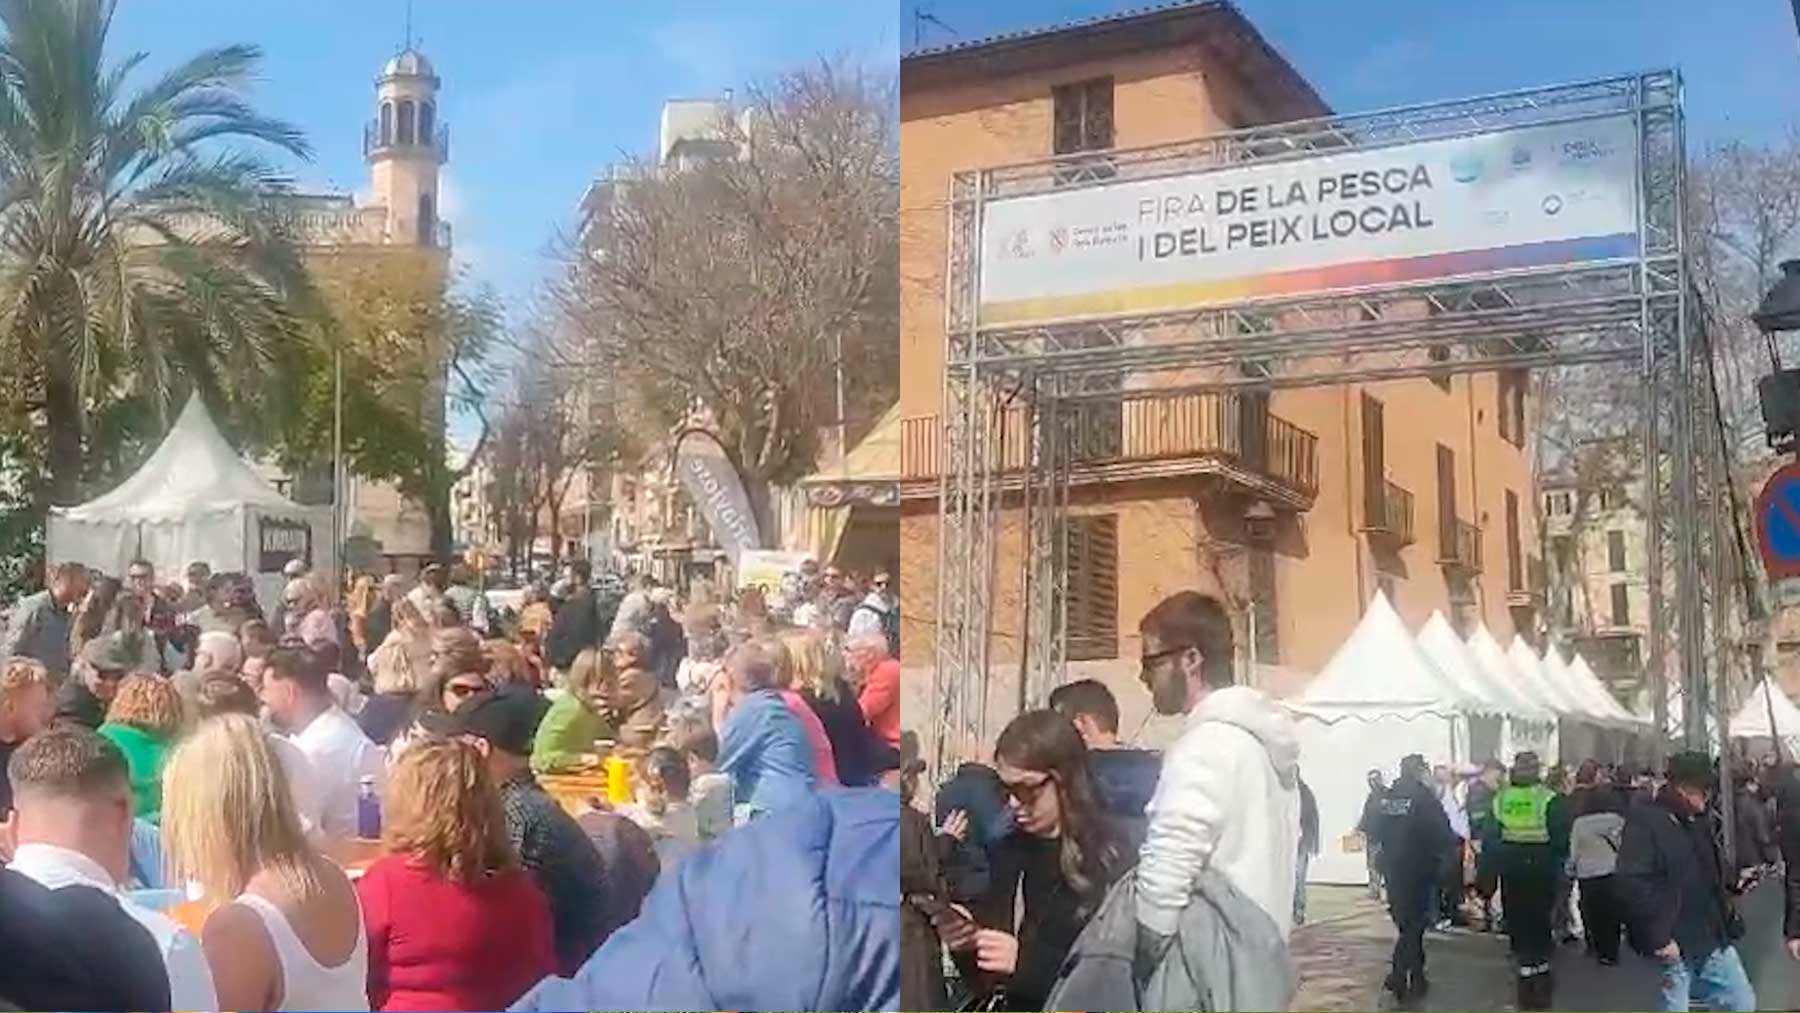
898;2;1544;726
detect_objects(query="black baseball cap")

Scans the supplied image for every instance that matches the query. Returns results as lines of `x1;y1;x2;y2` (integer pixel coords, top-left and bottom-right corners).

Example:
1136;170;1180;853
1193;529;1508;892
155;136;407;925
446;682;542;756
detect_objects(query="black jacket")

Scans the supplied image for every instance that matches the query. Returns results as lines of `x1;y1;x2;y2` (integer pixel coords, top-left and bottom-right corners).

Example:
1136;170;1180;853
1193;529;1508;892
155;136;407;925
1777;771;1800;939
1371;776;1455;882
545;587;612;670
1087;747;1162;856
1615;787;1738;959
969;832;1121;1011
802;681;880;788
1732;788;1779;871
0;868;171;1012
900;805;948;1012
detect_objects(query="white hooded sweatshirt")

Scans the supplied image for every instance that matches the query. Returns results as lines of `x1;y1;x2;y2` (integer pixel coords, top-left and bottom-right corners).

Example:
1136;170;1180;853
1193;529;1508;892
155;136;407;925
1136;685;1302;939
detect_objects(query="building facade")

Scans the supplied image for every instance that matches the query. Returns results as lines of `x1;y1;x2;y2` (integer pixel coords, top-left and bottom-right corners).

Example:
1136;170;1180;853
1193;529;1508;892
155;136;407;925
898;3;1545;716
1541;465;1648;697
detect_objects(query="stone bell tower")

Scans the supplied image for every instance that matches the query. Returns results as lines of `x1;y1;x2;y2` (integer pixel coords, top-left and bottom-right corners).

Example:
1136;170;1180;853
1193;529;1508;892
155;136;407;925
365;47;447;247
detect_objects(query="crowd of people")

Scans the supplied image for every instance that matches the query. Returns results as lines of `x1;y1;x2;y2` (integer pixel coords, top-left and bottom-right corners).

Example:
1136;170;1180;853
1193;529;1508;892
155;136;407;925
900;586;1800;1013
1355;747;1799;1011
0;553;902;1012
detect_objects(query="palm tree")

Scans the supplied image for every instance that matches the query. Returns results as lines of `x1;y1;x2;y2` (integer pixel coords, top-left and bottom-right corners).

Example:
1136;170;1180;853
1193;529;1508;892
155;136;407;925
0;0;314;504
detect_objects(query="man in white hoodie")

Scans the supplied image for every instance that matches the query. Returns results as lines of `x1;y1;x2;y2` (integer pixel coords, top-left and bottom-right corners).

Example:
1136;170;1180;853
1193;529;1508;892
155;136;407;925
1133;590;1302;971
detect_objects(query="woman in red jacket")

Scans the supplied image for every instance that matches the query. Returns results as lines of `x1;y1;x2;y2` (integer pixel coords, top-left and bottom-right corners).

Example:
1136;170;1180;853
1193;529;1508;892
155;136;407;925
358;738;556;1012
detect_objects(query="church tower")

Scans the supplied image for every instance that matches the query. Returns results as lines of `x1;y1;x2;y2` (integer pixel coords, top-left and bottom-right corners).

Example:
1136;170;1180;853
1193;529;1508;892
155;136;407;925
365;48;446;247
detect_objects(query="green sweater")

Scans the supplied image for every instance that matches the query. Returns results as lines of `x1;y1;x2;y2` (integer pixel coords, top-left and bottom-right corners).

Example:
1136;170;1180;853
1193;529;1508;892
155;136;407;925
97;722;172;824
531;692;613;774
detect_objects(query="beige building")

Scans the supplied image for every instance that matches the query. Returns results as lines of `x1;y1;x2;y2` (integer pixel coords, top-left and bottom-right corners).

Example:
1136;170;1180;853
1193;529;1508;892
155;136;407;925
899;4;1545;723
1541;461;1648;697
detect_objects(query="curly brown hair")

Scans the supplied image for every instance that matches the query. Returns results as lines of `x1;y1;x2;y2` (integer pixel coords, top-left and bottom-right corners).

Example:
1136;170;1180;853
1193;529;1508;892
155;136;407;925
106;674;183;736
383;738;515;883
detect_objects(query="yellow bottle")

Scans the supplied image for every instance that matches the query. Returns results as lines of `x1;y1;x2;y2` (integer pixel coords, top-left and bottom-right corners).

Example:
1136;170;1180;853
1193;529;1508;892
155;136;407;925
605;754;632;804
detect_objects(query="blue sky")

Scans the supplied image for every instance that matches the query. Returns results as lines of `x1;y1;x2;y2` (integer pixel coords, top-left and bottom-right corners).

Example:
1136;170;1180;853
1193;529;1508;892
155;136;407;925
903;0;1800;148
112;1;899;318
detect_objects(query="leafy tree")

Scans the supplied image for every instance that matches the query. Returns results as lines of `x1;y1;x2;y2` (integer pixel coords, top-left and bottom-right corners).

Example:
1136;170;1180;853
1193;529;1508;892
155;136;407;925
0;0;316;506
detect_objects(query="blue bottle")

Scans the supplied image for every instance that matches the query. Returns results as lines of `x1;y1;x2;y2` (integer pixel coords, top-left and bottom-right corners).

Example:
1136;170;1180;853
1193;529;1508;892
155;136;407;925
357;776;381;839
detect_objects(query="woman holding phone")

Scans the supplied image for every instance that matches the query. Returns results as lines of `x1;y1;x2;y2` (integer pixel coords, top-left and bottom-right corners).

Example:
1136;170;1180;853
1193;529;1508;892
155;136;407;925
940;709;1126;1011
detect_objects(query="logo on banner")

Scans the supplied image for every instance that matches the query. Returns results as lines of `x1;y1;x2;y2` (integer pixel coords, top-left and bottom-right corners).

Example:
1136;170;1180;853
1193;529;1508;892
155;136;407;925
258;518;312;575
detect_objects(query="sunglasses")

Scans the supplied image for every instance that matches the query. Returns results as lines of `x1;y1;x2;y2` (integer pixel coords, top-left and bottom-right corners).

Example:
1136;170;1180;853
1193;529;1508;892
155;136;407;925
1001;772;1055;804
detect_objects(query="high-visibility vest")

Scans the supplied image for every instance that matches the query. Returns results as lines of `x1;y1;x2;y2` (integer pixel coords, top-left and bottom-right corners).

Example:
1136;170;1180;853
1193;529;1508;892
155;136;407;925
1494;784;1555;844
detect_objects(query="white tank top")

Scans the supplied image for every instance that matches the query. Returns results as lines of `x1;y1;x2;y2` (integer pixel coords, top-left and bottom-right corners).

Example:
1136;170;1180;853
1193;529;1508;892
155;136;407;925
235;891;370;1012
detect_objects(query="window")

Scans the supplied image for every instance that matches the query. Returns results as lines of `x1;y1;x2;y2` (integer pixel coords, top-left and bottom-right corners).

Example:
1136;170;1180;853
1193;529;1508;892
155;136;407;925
1505;489;1522;591
1052;77;1114;154
397;99;416;145
1543;491;1571;517
1361;393;1386;528
1052;77;1115;184
1607;530;1627;572
1598;487;1620;511
418;100;435;145
1610;583;1630;627
1066;515;1119;661
1552;534;1574;574
379;101;393;146
1436;444;1457;560
418;193;436;245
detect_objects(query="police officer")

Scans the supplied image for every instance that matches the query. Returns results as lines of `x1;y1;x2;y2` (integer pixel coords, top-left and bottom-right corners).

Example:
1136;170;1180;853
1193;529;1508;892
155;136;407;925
1494;751;1570;1011
1373;754;1455;1005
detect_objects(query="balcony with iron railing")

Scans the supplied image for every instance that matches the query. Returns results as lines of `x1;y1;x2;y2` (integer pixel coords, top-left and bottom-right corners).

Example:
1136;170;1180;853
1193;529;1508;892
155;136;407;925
364;120;450;163
897;393;1320;506
1361;479;1416;546
1436;518;1483;574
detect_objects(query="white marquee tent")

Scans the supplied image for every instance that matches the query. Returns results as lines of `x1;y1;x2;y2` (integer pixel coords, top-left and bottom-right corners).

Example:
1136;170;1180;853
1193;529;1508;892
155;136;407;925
1466;624;1559;763
1290;592;1491;884
1726;678;1800;752
1417;612;1556;758
47;395;333;617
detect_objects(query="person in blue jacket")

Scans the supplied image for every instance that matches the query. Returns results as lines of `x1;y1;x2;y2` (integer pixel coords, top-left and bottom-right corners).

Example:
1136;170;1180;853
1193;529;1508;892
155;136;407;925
717;640;817;818
509;787;899;1012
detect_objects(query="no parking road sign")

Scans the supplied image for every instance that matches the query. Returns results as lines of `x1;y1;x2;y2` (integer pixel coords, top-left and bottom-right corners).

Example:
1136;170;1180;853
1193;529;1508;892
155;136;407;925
1756;461;1800;579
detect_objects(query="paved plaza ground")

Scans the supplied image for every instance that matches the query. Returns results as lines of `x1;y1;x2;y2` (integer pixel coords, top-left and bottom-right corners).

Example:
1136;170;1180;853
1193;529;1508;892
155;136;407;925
1292;882;1800;1011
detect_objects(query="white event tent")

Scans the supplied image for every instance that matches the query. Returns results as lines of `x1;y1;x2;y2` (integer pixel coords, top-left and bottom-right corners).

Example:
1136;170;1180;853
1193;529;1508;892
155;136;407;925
1289;592;1492;884
1417;612;1556;759
47;395;333;618
1727;678;1800;753
1466;625;1560;763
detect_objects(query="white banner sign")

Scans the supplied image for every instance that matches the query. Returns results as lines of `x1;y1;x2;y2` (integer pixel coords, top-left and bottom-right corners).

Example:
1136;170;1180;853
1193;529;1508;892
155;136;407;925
978;114;1641;326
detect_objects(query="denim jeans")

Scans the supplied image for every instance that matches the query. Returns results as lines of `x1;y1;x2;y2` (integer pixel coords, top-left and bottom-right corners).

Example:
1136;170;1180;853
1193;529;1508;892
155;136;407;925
1657;945;1756;1013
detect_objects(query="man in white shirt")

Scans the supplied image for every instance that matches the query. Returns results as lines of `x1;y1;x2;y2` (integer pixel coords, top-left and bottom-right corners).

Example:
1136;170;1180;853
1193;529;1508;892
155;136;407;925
1132;590;1301;976
260;644;385;839
5;726;218;1011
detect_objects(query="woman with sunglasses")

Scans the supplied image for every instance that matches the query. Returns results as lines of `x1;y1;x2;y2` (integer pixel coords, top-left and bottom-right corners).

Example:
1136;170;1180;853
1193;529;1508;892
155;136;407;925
945;709;1125;1011
390;627;495;764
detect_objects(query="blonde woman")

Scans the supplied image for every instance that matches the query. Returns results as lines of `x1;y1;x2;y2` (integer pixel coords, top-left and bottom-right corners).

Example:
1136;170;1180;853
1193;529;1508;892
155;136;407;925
161;714;368;1012
531;646;615;774
359;739;555;1011
359;598;432;746
769;636;840;788
782;630;879;787
97;674;183;821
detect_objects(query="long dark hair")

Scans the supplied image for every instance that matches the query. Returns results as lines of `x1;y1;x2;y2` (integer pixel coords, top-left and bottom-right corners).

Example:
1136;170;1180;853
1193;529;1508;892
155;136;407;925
995;709;1121;918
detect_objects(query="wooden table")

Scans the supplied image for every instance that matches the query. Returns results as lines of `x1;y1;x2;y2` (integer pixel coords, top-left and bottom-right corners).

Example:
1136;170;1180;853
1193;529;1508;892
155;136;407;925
539;771;612;817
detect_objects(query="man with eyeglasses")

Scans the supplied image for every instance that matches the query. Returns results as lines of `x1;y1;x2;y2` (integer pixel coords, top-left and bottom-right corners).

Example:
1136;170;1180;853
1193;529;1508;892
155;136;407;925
1130;590;1302;982
847;571;898;659
123;559;175;674
54;634;136;730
